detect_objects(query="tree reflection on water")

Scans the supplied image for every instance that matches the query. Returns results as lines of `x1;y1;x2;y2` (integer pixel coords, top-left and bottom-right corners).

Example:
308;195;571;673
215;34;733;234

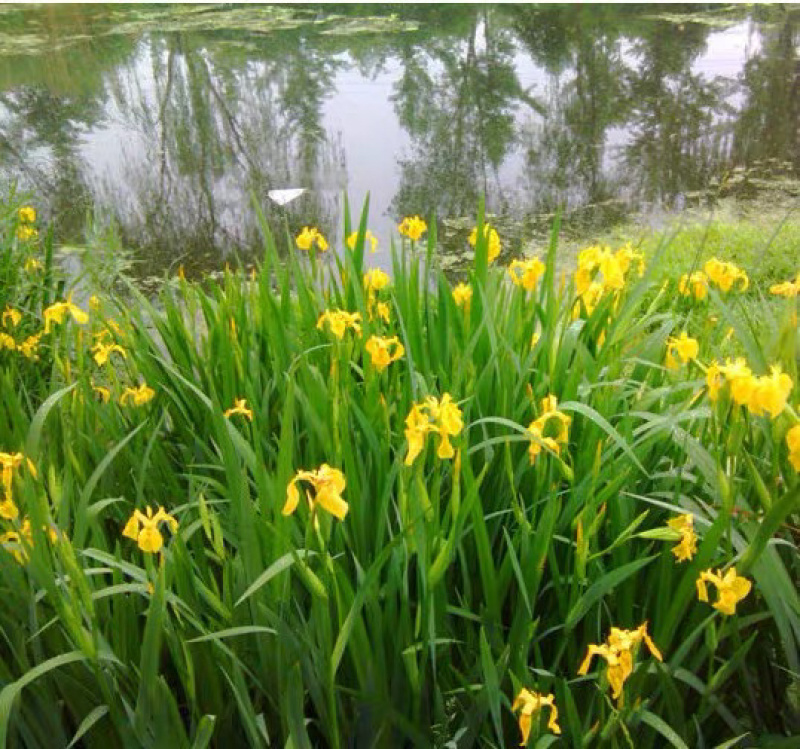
0;4;796;275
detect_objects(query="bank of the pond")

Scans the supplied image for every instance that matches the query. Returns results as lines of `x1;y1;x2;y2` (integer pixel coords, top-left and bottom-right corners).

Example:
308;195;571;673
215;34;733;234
0;196;798;747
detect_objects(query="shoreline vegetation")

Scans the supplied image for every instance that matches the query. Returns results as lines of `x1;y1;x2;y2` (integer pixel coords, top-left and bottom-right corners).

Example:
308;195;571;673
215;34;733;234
0;192;798;747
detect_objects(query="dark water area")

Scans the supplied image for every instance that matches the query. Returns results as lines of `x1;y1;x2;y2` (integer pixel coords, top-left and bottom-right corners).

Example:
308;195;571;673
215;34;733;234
1;3;798;278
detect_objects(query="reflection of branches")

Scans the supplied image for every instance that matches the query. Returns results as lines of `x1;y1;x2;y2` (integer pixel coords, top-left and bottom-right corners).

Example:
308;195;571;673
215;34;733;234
732;13;798;169
158;48;176;197
390;8;531;219
197;50;257;175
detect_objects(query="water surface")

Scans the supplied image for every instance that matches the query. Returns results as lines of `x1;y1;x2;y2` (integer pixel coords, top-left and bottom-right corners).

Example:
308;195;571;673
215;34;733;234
1;4;798;276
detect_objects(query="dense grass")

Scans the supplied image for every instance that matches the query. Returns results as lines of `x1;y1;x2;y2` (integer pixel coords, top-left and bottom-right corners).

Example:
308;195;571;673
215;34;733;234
0;193;798;748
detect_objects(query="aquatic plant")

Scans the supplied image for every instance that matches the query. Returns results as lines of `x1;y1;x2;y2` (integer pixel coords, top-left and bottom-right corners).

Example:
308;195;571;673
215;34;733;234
0;194;797;747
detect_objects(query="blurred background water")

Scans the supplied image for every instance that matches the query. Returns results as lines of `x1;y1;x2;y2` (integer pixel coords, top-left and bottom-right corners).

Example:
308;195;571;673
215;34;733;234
0;3;798;277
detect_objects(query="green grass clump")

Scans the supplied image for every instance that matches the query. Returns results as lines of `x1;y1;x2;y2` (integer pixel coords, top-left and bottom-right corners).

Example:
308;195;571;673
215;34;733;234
0;194;798;748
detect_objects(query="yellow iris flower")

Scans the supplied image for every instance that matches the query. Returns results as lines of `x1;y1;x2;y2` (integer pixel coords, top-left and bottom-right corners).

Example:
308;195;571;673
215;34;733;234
120;383;156;406
398;216;427;241
365;335;404;372
527;395;571;464
666;331;699;366
0;452;36;519
2;306;21;328
704;258;749;293
508;257;545;291
512;689;561;743
404;394;463;466
368;300;390;324
347;230;378;253
452;283;472;311
224;398;253;421
43;297;89;334
317;309;362;340
705;361;725;401
786;425;800;471
284;464;348;520
364;270;391;322
18;206;36;223
123;506;179;553
17;333;41;360
697;567;752;615
578;622;662;701
0;518;59;564
666;514;697;562
92;384;111;403
469;224;501;263
16;225;38;241
614;243;645;277
709;360;793;418
748;366;793;418
679;271;709;300
91;341;127;367
769;272;800;298
363;269;390;294
574;243;641;300
295;226;328;252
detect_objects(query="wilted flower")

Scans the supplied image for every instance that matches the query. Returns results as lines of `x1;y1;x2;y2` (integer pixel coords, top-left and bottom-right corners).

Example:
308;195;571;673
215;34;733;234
284;464;348;520
697;567;752;615
123;506;178;553
512;689;561;743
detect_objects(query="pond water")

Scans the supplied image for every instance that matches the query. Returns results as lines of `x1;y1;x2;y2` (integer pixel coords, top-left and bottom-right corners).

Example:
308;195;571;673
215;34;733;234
1;3;798;277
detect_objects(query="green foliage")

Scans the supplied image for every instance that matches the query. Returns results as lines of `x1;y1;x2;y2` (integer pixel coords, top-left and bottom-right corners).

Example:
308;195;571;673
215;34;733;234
0;195;798;748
